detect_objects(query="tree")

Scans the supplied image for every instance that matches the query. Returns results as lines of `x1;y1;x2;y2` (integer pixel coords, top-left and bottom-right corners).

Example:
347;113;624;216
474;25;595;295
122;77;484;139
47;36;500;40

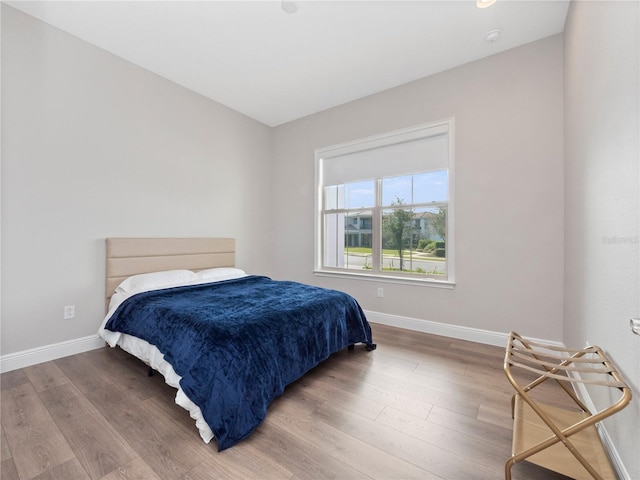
382;197;415;271
431;206;446;242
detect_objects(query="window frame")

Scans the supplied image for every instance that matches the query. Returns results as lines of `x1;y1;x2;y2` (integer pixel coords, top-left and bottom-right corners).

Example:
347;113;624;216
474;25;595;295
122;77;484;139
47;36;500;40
314;119;455;287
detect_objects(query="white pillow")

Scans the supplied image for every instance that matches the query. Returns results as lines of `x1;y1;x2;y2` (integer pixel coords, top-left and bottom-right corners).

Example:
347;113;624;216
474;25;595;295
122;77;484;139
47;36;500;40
195;267;247;282
115;269;197;294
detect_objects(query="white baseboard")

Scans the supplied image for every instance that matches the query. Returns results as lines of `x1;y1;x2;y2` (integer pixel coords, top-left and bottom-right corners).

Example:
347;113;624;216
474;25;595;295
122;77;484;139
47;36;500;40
364;309;563;348
1;335;105;373
367;309;629;478
1;311;627;477
0;312;560;370
596;423;630;480
569;374;631;480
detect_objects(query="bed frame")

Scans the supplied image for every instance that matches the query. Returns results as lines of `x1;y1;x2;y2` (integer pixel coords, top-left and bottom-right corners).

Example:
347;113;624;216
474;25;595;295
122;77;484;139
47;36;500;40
106;237;235;304
103;236;375;446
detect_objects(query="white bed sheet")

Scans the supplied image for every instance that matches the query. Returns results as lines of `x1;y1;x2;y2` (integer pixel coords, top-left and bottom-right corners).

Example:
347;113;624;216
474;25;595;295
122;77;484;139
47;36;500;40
98;272;248;444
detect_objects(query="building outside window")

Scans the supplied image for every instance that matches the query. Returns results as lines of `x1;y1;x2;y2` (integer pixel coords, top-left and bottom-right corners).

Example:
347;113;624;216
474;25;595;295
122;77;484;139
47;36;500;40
315;120;454;284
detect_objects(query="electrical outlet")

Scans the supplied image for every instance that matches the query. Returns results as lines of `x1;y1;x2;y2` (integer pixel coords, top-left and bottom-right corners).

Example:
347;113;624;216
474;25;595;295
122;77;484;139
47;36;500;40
377;287;384;298
64;305;75;320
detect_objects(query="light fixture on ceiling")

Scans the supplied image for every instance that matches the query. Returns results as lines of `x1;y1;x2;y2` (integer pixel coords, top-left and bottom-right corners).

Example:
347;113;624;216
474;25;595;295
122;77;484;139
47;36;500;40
281;1;299;14
485;29;501;43
476;0;497;8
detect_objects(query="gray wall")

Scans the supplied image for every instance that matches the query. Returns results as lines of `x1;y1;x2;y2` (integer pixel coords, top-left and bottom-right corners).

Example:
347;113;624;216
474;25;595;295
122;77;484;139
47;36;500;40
2;2;638;475
1;5;273;355
564;1;639;477
272;35;565;342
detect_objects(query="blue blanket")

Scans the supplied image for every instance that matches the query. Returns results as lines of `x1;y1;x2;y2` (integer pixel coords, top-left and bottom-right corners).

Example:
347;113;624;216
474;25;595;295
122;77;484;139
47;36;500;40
105;275;374;450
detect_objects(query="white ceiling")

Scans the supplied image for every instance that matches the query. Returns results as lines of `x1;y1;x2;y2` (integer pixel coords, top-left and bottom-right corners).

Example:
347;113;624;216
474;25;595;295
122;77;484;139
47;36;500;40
7;0;570;126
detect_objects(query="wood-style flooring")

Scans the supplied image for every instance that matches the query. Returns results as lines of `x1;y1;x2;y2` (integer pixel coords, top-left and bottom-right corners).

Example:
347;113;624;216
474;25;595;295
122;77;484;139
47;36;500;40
1;324;575;480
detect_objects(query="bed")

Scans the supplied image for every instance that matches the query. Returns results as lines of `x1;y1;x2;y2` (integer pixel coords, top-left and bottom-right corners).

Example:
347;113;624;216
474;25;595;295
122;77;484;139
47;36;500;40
98;237;375;450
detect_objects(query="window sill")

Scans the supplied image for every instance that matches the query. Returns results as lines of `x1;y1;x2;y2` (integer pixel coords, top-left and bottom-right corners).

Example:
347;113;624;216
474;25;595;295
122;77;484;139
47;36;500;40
313;269;455;289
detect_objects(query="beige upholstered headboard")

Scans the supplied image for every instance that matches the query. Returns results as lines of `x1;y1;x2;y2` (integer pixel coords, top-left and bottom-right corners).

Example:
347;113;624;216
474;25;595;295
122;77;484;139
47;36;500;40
106;237;235;302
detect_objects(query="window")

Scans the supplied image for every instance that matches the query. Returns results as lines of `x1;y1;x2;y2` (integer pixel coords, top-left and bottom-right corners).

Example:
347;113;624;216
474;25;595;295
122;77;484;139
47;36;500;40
315;120;454;284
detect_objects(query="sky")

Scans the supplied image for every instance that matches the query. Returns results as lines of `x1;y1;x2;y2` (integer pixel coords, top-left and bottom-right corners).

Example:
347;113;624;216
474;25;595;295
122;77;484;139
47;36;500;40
334;170;448;209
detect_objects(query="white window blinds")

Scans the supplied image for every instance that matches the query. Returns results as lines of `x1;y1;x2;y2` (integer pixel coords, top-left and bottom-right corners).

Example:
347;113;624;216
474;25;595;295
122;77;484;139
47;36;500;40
320;123;449;186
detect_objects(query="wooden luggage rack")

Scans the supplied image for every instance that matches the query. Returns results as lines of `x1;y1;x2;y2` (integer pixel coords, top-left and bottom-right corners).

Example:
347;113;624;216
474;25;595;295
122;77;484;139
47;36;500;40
504;331;631;480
